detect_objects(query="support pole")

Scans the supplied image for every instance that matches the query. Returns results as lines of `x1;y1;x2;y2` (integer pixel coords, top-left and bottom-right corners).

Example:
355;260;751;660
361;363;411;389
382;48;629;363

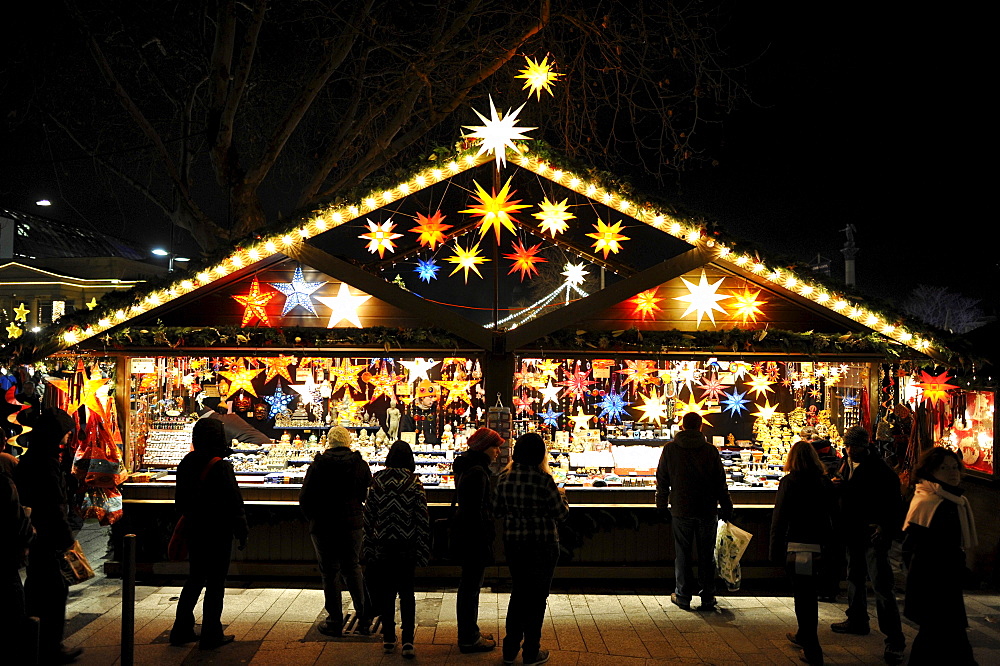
121;534;136;666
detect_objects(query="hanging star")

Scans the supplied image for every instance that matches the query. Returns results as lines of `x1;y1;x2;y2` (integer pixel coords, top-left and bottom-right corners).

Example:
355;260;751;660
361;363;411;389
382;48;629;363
730;361;752;380
534;360;562;381
532;196;575;237
86;297;98;310
674;396;715;426
263;384;296;418
268;265;326;316
515;54;563;99
616;360;662;389
698;375;731;402
409;210;453;250
567;407;594;430
232;276;275;327
330;360;367;396
437;379;476;406
539;407;564;428
809;389;822;399
842;395;859;408
219;363;264;399
462;178;530;242
586;218;630;258
513;371;543;391
5;323;22;339
745;374;775;399
673;271;730;327
290;370;322;405
505;241;547;280
635;387;670;424
400;358;441;383
364;370;403;402
359;218;403;258
560;370;597;400
561;262;589;287
316;282;372;328
415;257;441;283
513;395;536;415
631;289;663;320
538;380;562;406
730;288;768;324
48;361;110;418
752;399;781;422
262;355;295;383
597;390;631;423
915;370;959;405
463;95;536;170
446;242;489;282
721;388;752;418
13;302;30;322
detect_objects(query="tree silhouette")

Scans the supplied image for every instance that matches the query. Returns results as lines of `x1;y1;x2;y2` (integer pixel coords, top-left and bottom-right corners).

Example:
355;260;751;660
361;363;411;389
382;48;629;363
902;285;990;335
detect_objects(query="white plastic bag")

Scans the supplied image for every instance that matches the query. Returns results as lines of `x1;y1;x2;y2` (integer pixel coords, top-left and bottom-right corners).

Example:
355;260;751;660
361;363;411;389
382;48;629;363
715;520;753;591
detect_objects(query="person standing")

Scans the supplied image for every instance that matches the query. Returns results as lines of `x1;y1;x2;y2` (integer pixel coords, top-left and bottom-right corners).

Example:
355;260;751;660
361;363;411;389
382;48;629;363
14;407;81;664
1;452;34;664
496;433;569;666
363;440;430;659
299;425;373;637
771;441;837;665
902;447;977;665
830;425;906;664
170;418;248;650
656;411;733;611
451;427;502;653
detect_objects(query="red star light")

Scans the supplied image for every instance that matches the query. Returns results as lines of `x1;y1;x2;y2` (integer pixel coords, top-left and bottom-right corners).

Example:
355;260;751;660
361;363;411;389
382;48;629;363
504;241;547;280
409;210;453;250
232;277;275;327
631;289;663;320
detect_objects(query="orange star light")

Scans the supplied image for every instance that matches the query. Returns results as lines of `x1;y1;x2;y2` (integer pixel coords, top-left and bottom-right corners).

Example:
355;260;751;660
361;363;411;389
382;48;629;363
437;379;476;406
48;360;110;418
915;370;959;405
446;242;489;282
262;355;295;383
674;396;715;426
587;218;629;258
219;363;264;399
532;196;575;237
616;360;662;388
232;277;275;326
504;241;547;280
359;219;403;257
730;288;768;324
330;360;367;396
363;370;403;402
409;210;453;250
461;178;530;242
631;289;663;320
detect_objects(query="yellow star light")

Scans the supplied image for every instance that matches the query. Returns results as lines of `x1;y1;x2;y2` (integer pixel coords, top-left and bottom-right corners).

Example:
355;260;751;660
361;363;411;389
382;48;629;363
49;361;110;418
13;303;30;321
262;355;295;383
446;242;489;283
567;407;594;431
232;277;275;327
364;370;403;402
330;359;367;396
316;282;372;328
586;218;630;258
437;379;476;406
635;387;670;424
532;196;575;237
218;363;264;399
400;358;442;383
730;288;768;323
534;360;562;381
631;289;663;320
461;178;530;242
745;373;775;398
359;218;403;258
674;270;730;326
616;360;662;389
409;211;452;250
752;399;781;422
86;297;98;310
5;323;22;339
463;95;536;171
515;54;563;100
674;396;715;427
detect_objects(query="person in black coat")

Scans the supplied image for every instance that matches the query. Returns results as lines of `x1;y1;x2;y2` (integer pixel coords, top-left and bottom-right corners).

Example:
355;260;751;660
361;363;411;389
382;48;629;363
902;447;977;665
1;452;34;664
771;441;837;665
170;418;248;650
451;427;502;653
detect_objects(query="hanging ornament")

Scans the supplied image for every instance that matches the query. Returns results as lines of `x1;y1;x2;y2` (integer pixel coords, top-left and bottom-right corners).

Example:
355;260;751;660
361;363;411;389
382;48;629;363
631;289;663;320
539;407;564;428
415;257;441;283
721;388;751;418
437;379;476;406
561;262;589;287
462;178;530;242
587;218;630;258
567;407;593;430
13;302;29;322
316;282;372;328
399;358;441;384
218;362;264;399
289;370;322;405
534;360;562;381
513;395;536;415
5;323;22;339
914;370;959;405
560;370;597;401
262;355;295;383
698;375;732;402
538;380;563;406
597;389;632;424
616;360;661;389
463;95;536;170
515;54;563;99
730;288;768;324
47;360;110;418
635;387;670;424
86;297;98;310
751;399;780;422
268;265;326;317
446;242;489;282
745;374;775;399
359;218;403;257
532;196;575;237
232;276;275;327
330;359;367;396
263;384;296;418
364;370;403;402
505;241;547;280
674;396;715;426
409;210;453;250
674;270;730;327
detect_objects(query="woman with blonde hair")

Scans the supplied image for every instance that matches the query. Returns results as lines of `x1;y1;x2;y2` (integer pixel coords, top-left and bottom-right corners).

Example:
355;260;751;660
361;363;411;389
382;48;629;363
771;440;837;665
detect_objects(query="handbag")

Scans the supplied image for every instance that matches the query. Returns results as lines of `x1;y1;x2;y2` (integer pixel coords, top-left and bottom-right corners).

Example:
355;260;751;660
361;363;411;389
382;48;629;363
166;456;222;561
61;541;95;585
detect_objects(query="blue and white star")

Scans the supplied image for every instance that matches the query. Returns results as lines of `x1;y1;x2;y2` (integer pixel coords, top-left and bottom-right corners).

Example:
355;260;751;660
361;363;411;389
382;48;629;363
415;258;441;283
597;389;631;423
269;265;326;316
539;407;564;428
721;388;751;418
263;384;296;418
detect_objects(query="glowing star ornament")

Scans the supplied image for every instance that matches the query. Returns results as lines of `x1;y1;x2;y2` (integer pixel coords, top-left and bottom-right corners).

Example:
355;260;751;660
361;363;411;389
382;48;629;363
745;374;775;399
446;242;489;283
290;371;322;405
232;277;275;326
364;370;403;401
263;384;296;418
532;197;575;237
359;218;403;258
698;376;731;402
437;379;476;406
218;363;264;399
674;396;715;426
330;360;366;396
505;241;547;280
631;289;663;320
616;360;661;389
635;387;670;424
262;355;295;383
316;282;372;328
538;380;562;406
586;218;630;258
268;265;326;316
568;407;594;430
721;388;752;418
5;323;22;339
539;407;564;428
86;297;98;310
462;178;530;242
399;358;440;384
534;360;562;381
515;54;563;99
13;303;29;322
48;361;110;418
752;399;781;422
674;271;731;326
560;370;597;400
409;210;452;250
598;389;632;423
915;370;959;405
561;262;589;287
415;258;441;283
463;95;536;170
730;288;768;324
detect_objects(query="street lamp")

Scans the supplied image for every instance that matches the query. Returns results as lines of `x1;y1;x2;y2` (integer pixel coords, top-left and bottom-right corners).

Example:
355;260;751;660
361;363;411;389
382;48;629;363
151;248;190;273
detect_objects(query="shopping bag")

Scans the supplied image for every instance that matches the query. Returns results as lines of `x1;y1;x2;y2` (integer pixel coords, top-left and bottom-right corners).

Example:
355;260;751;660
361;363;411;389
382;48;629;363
61;541;96;585
715;520;753;591
431;516;458;562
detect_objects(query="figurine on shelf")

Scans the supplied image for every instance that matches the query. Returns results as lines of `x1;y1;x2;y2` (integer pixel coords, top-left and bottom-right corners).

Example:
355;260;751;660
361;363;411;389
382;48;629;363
441;424;454;448
385;400;401;440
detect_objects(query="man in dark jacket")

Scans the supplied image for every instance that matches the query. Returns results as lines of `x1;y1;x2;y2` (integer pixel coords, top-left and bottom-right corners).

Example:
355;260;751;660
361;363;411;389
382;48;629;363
1;452;34;664
656;412;733;612
299;425;373;637
170;418;248;650
830;426;905;664
200;398;272;446
14;407;81;664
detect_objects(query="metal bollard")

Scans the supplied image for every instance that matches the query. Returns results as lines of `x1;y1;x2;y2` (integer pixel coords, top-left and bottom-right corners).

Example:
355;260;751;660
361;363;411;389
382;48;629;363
121;534;136;666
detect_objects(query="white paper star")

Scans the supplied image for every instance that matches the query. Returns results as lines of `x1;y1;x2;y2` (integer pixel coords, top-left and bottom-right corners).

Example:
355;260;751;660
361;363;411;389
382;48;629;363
316;282;372;328
561;262;589;287
674;270;731;326
539;380;562;406
400;358;441;383
463;95;536;171
269;265;327;316
290;371;321;406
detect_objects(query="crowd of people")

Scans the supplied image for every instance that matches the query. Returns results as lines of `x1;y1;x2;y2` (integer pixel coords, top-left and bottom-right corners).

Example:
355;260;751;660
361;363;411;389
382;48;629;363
1;409;981;666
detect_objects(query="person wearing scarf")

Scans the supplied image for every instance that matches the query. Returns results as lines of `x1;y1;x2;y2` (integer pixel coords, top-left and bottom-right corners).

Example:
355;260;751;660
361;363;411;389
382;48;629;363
902;447;978;665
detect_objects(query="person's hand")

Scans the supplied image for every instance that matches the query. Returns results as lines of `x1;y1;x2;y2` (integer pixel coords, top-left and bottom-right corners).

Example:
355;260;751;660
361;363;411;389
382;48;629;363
719;508;734;523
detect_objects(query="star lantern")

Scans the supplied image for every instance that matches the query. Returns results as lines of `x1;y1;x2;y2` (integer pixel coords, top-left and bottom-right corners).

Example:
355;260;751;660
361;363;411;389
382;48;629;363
48;360;110;418
263;384;296;418
437;379;476;406
262;355;295;383
745;374;775;399
463;95;536;170
752;399;781;422
721;388;752;418
290;370;322;405
567;407;594;430
597;389;632;423
232;277;275;327
409;210;453;250
538;380;562;406
316;282;372;328
561;262;589;287
505;241;547;280
269;265;326;316
534;360;562;381
616;360;661;389
400;358;441;383
446;242;489;282
328;360;365;396
635;387;670;424
532;197;575;237
515;54;563;99
674;271;731;327
587;218;630;258
86;297;98;310
674;396;715;426
364;370;403;402
462;178;530;242
730;288;768;324
359;218;403;257
5;323;22;339
218;363;264;399
13;302;29;322
539;407;564;428
513;395;536;415
560;370;597;401
698;375;732;402
914;370;959;405
415;257;441;283
631;289;663;320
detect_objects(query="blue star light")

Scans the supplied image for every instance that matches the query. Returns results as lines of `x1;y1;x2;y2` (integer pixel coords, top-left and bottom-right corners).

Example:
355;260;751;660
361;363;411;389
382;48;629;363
539;407;564;428
842;395;858;408
263;384;296;418
721;388;751;418
597;389;631;423
415;257;441;283
269;265;326;316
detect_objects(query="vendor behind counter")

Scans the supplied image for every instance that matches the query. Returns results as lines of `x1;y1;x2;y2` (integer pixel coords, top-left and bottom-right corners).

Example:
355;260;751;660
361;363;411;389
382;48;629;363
199;397;273;445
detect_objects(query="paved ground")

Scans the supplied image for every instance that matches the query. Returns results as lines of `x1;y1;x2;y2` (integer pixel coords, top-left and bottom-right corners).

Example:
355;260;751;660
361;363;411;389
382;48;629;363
59;522;1000;665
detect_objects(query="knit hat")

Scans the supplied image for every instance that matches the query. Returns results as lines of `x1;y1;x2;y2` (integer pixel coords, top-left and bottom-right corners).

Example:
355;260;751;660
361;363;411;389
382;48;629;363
512;432;545;465
326;425;353;448
27;407;75;456
843;425;870;449
192;417;227;451
467;427;503;452
385;440;416;472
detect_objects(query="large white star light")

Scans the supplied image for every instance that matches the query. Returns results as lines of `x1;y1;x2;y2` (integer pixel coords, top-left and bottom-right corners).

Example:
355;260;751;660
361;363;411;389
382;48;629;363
316;282;372;328
674;271;731;326
269;265;326;316
400;358;441;383
463;95;536;171
561;262;589;287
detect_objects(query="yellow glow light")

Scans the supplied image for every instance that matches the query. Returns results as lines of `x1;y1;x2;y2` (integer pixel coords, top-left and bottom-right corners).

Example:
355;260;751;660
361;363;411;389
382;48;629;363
587;218;630;258
230;254;244;269
332;212;343;224
752;399;781;422
365;197;377;209
730;288;768;324
315;282;372;328
98;318;110;328
551;169;564;182
585;184;597;196
734;255;749;266
568;177;581;189
359;218;403;257
265;241;277;253
515;55;563;99
464;154;477;166
446;242;489;282
248;248;261;261
430;169;442;182
415;175;427;187
602;192;614;205
784;276;798;289
447;161;460;173
64;331;79;344
464;95;537;171
382;190;394;203
532;196;575;237
752;263;767;274
833;300;847;311
282;235;294;246
800;284;814;296
348;205;360;217
882;324;896;334
899;331;912;341
816;293;830;303
651;214;666;228
631;289;663;320
461;177;530;242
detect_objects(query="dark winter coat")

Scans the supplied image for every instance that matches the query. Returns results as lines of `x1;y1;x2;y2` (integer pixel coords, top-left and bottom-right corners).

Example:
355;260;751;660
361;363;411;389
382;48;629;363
769;470;837;561
363;467;430;566
837;455;903;542
903;495;968;627
14;451;73;552
810;439;842;477
175;450;248;539
451;449;496;562
655;429;734;519
2;457;33;568
299;446;372;531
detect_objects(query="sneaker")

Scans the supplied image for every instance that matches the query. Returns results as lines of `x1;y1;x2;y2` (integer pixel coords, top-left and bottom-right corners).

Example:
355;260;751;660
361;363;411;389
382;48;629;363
402;642;415;659
198;634;235;650
458;635;497;653
383;637;396;654
670;592;691;611
884;643;905;664
523;649;550;665
830;620;869;635
317;621;342;638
